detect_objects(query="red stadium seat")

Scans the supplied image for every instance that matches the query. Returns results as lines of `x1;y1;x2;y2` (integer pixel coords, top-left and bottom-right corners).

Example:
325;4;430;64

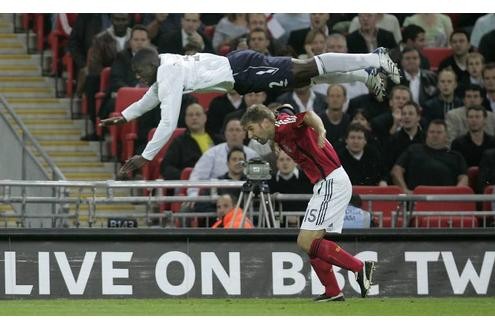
95;67;112;137
48;14;77;76
190;92;224;111
142;127;186;181
170;167;194;214
481;185;495;227
410;185;478;228
421;48;453;72
352;185;404;227
467;166;479;193
109;87;148;161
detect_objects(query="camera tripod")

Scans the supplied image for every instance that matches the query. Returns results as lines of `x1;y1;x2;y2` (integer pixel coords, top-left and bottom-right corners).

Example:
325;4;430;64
230;179;278;228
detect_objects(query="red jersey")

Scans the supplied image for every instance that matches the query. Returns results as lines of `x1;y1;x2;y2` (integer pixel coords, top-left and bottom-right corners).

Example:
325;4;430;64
274;112;342;184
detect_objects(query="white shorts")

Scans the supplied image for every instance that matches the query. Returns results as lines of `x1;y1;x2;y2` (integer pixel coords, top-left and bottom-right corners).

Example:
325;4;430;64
300;166;352;233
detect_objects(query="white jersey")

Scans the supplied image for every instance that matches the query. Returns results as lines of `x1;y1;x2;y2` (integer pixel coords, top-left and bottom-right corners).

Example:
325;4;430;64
121;53;235;160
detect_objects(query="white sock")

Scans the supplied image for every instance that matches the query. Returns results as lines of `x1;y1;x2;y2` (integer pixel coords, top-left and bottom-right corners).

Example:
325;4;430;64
315;53;379;74
311;70;368;85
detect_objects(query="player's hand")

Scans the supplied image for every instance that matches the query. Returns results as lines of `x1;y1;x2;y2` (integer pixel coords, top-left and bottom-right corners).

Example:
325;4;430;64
116;155;149;180
99;116;127;127
317;130;326;148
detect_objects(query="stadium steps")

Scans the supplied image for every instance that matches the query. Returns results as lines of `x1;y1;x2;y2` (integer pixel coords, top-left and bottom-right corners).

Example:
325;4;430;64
0;204;18;228
0;14;149;227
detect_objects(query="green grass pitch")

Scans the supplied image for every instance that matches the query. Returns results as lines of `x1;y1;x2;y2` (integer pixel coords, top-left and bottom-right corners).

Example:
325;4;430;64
0;297;494;315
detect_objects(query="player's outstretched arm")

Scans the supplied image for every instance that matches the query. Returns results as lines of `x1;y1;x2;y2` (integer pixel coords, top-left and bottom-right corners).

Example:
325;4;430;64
99;116;127;127
302;111;326;148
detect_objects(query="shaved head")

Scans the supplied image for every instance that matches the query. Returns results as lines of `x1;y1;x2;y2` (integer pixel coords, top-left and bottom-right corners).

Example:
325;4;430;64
131;47;160;85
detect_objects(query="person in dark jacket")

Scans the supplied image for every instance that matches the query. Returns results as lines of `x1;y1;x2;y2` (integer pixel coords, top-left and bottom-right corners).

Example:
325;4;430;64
385;101;425;171
346;14;397;53
338;123;388;186
157;13;214;55
422;68;463;125
398;47;437;108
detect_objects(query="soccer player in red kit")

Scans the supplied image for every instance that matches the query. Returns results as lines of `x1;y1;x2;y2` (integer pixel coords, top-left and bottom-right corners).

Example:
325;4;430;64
241;104;375;301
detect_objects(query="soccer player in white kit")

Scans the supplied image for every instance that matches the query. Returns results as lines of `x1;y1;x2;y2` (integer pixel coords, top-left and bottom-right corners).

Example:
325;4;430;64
100;47;400;177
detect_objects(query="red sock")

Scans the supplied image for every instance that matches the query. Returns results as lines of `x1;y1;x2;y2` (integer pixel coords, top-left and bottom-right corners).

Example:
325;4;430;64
310;238;363;272
310;256;341;296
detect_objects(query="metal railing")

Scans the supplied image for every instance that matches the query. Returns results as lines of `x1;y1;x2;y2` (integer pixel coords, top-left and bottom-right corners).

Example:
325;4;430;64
1;179;494;229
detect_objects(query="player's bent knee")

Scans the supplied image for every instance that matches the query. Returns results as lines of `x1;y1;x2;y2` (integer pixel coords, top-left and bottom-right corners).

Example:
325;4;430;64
297;229;325;254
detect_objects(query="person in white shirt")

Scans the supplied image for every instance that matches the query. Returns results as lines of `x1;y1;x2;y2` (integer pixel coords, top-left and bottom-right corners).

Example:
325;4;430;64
100;46;400;177
470;14;495;49
186;117;259;199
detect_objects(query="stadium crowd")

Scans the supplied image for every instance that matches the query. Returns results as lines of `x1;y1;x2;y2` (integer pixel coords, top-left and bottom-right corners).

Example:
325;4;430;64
30;13;495;227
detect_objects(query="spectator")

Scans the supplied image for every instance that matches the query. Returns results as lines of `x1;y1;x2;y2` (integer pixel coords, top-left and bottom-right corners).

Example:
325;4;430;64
143;14;181;46
370;85;412;144
466;52;485;88
438;29;471;89
160;103;221;180
346;13;397;53
269;150;313;227
188;146;248;226
348;13;402;44
82;13;131;140
326;32;347;53
451;105;495;167
349;108;382;153
68;14;112;93
403;13;453;48
302;29;327;59
98;24;151;120
318;84;350;146
211;194;254;229
247;28;271;55
223;91;267;124
338;123;388;186
470;14;495;49
391;119;468;194
446;85;495;144
216;146;248;198
400;24;430;69
478;29;495;64
231;13;284;56
399;47;437;107
212;14;248;52
276;84;327;115
478;148;495;193
385;101;425;171
206;90;245;140
187;117;259;198
157;13;214;55
423;68;463;124
288;13;330;56
482;63;495;112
